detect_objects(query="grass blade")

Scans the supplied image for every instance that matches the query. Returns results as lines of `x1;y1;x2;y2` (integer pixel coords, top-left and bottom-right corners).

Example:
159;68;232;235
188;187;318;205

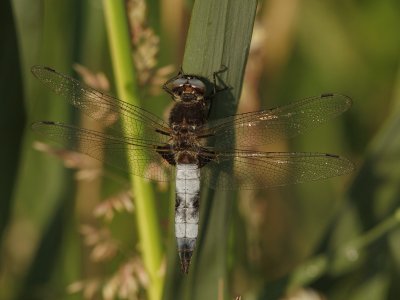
163;1;257;299
102;1;164;299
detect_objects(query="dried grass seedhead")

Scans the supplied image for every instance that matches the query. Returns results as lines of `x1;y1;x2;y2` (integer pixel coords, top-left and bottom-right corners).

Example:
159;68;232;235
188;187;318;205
280;288;326;300
73;64;119;127
33;141;102;178
67;279;101;299
69;200;147;300
74;64;110;91
94;190;134;221
68;258;148;300
126;0;174;93
80;225;119;262
103;258;149;300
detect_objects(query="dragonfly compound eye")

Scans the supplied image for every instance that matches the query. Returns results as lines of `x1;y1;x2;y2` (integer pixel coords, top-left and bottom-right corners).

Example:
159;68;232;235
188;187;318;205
186;77;206;93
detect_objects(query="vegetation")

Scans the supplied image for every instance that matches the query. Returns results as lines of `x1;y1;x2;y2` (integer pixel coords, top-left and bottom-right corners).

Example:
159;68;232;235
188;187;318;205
1;0;400;299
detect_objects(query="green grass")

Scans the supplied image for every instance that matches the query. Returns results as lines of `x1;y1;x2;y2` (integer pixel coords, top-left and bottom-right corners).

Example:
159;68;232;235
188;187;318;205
2;0;400;299
172;1;258;299
102;1;164;300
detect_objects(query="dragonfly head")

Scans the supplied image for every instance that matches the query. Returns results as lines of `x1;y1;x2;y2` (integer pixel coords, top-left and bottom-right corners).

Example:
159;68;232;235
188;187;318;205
168;75;207;103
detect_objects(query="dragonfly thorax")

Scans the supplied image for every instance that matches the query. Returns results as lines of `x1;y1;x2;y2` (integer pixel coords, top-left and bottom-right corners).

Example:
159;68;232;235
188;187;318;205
171;123;199;150
172;123;196;134
169;100;208;129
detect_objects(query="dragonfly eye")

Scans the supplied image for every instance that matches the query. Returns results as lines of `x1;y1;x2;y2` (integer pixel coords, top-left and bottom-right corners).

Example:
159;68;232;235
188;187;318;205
169;76;207;102
186;77;206;93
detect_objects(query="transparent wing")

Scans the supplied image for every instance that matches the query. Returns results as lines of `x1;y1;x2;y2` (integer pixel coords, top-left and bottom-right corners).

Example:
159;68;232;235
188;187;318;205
200;94;351;149
201;150;354;190
32;121;174;181
31;65;171;144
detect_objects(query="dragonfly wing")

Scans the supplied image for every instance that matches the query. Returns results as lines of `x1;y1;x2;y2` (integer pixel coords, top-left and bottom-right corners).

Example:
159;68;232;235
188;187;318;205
201;150;354;190
32;121;174;181
200;93;351;149
31;66;171;144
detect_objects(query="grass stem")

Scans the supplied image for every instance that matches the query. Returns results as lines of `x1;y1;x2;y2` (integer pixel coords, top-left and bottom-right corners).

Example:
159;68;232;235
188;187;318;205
103;1;164;299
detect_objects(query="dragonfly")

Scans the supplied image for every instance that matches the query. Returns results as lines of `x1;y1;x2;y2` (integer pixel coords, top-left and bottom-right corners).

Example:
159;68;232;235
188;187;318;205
31;65;354;274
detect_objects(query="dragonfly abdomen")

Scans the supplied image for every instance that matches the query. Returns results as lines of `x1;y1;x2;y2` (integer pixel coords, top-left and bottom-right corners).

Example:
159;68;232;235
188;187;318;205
175;163;200;274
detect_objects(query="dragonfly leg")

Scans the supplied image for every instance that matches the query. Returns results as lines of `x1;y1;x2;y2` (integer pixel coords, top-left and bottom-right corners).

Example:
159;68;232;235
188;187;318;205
211;65;229;96
162;68;184;96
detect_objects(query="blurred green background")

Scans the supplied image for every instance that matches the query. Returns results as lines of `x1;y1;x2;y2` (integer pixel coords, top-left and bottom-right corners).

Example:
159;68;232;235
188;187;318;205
1;0;400;299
